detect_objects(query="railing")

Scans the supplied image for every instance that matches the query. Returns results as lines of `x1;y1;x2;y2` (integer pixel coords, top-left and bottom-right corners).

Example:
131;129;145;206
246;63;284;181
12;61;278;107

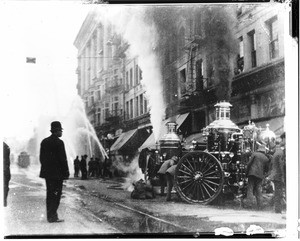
105;109;123;122
231;58;284;97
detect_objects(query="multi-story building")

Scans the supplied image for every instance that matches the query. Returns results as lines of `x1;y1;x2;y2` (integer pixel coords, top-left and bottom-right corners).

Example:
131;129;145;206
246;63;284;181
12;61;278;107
74;4;285;161
230;4;285;134
74;10;151;160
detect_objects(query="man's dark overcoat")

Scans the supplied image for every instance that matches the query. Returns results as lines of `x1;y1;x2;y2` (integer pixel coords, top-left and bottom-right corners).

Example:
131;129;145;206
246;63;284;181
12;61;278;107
268;147;285;183
39;134;69;180
246;151;270;179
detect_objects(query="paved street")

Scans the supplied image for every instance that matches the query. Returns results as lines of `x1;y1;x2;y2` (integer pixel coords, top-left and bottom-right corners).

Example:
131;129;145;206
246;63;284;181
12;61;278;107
3;164;286;238
3;165;119;237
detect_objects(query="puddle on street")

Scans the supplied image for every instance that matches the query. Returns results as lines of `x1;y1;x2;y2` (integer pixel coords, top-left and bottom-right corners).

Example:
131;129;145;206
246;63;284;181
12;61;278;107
75;193;189;233
100;213;188;233
158;215;286;234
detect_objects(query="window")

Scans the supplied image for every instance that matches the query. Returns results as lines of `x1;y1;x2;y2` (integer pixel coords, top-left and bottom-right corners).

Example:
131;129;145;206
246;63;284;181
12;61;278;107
90;91;94;105
248;30;257;67
135;65;139;85
126;71;129;90
113;102;119;116
130;68;133;87
105;109;109;119
139;94;144;115
144;98;148;113
180;68;186;94
126;101;129;120
97;113;101;124
135;97;139;117
105;78;109;89
130;99;133;119
267;17;279;59
97;89;101;100
237;36;244;73
196;59;203;91
139;67;143;80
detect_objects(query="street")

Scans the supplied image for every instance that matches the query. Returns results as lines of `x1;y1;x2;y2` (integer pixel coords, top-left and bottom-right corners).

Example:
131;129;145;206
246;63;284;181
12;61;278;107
3;164;286;238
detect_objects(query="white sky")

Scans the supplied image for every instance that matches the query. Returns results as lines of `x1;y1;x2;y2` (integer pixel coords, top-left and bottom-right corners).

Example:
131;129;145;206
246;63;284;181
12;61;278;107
0;1;90;141
0;2;298;237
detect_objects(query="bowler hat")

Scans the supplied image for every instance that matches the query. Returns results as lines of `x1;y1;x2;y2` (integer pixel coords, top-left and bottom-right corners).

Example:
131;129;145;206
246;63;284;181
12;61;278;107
50;121;63;132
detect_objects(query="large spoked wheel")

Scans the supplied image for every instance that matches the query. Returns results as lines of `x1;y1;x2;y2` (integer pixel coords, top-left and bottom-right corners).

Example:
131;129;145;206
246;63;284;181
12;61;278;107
174;151;224;204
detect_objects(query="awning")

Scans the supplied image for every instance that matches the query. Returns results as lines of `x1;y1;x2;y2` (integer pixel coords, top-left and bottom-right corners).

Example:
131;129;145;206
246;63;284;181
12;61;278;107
138;133;156;151
176;113;189;128
138;113;190;152
110;129;137;152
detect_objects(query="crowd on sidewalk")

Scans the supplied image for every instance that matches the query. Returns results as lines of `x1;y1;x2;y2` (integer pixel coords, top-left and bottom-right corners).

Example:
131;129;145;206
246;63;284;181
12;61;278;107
73;155;113;180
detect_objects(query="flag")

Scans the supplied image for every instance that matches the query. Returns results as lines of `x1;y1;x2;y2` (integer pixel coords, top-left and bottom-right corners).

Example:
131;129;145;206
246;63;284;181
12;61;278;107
26;57;36;64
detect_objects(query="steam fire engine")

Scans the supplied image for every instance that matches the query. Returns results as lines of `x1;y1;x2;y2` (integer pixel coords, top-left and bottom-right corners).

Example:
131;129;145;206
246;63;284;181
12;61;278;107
139;101;276;204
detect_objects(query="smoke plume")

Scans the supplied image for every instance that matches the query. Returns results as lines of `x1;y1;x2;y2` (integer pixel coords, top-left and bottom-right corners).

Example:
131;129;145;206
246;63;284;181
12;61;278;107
94;6;165;141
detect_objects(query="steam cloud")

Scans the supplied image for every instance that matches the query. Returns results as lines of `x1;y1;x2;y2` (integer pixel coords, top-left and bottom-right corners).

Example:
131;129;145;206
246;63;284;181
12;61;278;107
94;6;166;141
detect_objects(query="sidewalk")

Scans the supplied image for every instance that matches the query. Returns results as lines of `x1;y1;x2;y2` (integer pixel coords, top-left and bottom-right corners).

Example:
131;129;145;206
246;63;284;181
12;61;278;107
2;169;119;237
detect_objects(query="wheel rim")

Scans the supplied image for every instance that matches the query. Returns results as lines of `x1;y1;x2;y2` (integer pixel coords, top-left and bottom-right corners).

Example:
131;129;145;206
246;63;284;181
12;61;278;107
174;151;224;204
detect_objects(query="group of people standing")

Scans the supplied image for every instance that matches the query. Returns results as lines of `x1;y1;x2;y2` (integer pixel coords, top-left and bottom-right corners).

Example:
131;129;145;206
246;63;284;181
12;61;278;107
155;132;286;214
73;155;112;180
244;132;286;213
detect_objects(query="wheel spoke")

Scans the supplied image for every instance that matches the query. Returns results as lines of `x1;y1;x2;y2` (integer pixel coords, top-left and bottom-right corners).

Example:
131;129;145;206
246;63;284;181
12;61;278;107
205;176;221;179
178;168;193;176
202;157;217;173
190;182;197;199
182;181;196;197
202;180;217;193
181;162;194;174
178;179;193;185
177;175;193;179
192;156;197;170
195;183;200;200
198;183;205;200
181;179;194;192
200;157;210;171
203;168;220;176
200;182;212;198
202;164;215;175
203;178;219;186
186;157;196;172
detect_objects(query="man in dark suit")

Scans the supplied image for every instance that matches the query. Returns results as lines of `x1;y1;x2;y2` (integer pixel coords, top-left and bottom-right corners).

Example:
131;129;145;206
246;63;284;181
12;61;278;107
39;121;69;223
267;132;286;213
3;142;11;207
243;144;270;210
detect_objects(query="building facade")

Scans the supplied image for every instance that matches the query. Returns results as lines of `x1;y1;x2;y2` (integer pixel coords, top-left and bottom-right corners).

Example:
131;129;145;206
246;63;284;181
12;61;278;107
74;4;285;161
231;4;285;134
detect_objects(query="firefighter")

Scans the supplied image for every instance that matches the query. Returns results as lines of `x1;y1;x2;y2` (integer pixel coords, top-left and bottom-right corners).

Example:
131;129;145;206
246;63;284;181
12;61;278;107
267;132;286;213
243;144;270;210
157;156;178;201
3;142;11;207
80;155;88;180
73;156;80;178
